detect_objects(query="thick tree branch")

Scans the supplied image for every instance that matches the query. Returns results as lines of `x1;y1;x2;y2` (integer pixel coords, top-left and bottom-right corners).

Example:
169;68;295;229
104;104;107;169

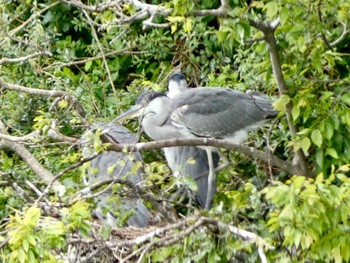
105;137;304;176
0;121;65;195
248;19;308;175
0;78;86;117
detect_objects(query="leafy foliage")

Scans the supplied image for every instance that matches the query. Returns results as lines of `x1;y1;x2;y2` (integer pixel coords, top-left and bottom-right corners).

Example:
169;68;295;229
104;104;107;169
1;0;350;261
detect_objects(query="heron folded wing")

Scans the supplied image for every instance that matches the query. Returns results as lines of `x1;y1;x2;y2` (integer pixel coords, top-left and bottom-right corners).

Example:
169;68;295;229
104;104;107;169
170;87;276;139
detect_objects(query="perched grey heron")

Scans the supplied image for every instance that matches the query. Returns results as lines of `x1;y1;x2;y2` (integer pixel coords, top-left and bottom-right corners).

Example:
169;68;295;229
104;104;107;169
82;123;148;227
165;73;220;209
115;82;277;209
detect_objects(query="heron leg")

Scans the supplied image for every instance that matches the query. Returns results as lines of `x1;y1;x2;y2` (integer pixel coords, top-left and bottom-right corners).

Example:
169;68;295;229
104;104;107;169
205;148;216;210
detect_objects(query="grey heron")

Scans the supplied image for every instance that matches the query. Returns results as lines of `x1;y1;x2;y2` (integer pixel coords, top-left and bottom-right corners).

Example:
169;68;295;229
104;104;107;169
165;73;221;209
115;83;277;209
82;123;149;227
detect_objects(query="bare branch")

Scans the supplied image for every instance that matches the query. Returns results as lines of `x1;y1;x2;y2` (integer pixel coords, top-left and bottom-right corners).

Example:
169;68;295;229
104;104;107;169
42;49;146;70
0;121;65;195
59;0;120;12
104;215;272;262
0;131;41;142
0;78;86;117
104;137;304;176
0;129;77;144
76;173;177;223
34;154;99;205
0;51;52;65
190;0;232;17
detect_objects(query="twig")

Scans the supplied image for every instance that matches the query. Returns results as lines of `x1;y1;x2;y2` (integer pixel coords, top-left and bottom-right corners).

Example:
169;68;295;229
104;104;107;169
82;10;117;97
0;1;59;46
0;51;52;65
59;0;120;12
109;215;273;262
42;49;146;70
330;22;350;47
34;154;99;205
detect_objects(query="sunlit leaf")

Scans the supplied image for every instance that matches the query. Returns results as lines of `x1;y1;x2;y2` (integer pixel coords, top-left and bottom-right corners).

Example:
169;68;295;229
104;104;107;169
325;148;339;159
311;129;322;148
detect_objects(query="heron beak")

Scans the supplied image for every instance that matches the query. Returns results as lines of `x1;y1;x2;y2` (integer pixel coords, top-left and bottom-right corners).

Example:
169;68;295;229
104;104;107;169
113;104;145;123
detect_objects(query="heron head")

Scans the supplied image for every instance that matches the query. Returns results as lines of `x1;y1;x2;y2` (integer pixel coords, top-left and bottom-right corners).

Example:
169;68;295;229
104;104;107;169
113;91;164;122
168;73;188;99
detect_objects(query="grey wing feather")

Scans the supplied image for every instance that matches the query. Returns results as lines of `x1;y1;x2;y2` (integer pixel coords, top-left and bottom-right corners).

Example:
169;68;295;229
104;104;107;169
171;87;277;138
82;123;148;227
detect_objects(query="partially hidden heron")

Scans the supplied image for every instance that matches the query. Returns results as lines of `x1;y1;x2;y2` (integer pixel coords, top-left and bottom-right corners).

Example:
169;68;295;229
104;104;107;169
165;73;220;209
114;77;278;209
82;123;149;227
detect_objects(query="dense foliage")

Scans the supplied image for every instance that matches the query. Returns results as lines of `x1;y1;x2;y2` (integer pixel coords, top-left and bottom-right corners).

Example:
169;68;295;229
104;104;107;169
1;0;350;262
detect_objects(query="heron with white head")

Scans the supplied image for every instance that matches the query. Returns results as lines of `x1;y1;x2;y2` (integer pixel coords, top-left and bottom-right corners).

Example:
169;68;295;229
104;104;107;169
164;73;220;209
115;78;278;209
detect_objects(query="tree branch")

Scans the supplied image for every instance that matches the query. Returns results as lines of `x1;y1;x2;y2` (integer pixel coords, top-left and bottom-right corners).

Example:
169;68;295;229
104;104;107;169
190;0;232;17
0;51;52;65
0;1;59;46
0;78;86;117
248;19;308;175
42;49;146;70
104;215;272;262
105;137;304;176
0;121;65;195
82;10;117;96
0;129;77;144
330;22;350;47
59;0;120;12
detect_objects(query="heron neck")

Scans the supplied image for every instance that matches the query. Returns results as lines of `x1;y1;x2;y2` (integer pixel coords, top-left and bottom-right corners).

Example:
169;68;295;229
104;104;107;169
141;97;177;140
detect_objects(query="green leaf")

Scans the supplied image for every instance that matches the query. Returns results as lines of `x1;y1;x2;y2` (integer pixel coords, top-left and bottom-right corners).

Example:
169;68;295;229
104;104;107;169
341;93;350;104
292;105;300;121
280;6;290;24
183;18;192;33
85;60;92;72
18;248;26;263
300;137;311;155
273;95;290;111
22;239;29;252
265;1;278;19
323;121;334;140
183;176;198;192
311;129;322;148
325;148;338;159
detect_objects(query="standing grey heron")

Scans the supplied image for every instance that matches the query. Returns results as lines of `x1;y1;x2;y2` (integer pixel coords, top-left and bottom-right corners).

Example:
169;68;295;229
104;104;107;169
165;72;220;209
114;83;277;209
82;123;149;227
